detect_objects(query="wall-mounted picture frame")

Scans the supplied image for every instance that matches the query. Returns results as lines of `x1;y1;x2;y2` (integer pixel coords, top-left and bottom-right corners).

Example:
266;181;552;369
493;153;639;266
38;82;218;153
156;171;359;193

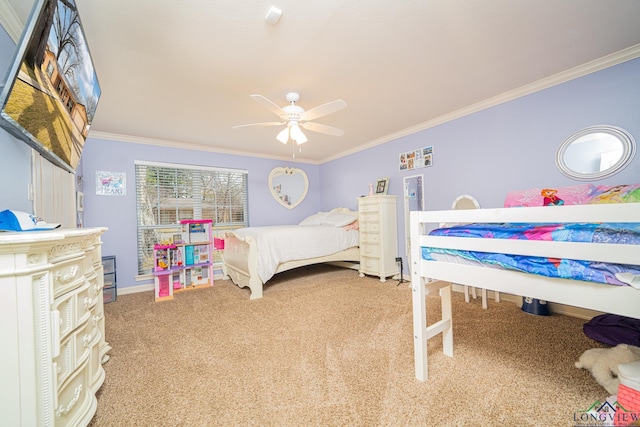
375;177;390;194
399;145;433;171
96;171;126;196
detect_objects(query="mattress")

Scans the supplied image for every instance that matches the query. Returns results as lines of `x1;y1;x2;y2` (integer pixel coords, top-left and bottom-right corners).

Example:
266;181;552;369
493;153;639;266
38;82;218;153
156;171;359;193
422;222;640;288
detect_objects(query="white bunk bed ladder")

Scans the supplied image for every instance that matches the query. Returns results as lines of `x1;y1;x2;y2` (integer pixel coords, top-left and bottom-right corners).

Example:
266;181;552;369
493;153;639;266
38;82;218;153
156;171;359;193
410;211;453;381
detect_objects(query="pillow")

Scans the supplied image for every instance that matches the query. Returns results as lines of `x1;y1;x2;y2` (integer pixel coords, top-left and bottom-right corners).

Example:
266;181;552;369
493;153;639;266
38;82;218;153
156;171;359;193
299;212;329;226
343;219;359;231
322;211;357;227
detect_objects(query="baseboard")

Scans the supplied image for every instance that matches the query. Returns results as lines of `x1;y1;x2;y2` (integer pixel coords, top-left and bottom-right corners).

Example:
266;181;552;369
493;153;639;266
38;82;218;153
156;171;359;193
450;284;601;320
117;283;154;295
117;272;228;296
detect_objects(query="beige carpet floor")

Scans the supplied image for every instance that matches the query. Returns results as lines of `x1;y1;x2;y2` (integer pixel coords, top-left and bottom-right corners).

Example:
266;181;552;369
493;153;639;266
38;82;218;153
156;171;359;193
89;264;609;426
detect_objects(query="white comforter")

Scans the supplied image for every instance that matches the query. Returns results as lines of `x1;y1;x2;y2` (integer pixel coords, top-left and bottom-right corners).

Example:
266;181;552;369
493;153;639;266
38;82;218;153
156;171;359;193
231;225;359;283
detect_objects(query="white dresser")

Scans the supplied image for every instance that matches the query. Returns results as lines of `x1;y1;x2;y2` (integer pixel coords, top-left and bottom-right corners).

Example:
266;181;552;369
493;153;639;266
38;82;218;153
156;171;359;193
0;227;110;427
357;195;399;281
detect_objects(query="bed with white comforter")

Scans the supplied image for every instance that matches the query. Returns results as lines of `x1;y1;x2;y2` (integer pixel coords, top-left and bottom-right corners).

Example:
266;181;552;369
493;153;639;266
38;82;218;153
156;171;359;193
222;207;360;299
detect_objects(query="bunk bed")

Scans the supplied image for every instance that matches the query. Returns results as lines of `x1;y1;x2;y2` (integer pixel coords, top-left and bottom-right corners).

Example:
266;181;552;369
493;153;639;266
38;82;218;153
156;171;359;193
409;202;640;381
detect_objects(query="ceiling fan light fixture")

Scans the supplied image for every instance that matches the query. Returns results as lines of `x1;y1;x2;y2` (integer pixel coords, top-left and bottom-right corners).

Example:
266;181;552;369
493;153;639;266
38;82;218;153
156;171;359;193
276;127;289;144
290;123;307;144
236;92;346;148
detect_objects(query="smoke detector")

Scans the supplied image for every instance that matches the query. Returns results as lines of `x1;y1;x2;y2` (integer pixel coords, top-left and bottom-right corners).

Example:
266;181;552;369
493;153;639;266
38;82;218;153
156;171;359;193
265;6;282;24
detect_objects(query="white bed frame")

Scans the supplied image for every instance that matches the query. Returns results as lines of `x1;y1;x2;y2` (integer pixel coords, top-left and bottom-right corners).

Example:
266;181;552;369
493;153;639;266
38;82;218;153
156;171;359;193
221;208;360;299
409;202;640;381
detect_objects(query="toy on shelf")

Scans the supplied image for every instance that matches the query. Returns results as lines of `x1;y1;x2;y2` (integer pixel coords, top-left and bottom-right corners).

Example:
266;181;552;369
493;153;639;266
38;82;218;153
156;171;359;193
152;219;216;302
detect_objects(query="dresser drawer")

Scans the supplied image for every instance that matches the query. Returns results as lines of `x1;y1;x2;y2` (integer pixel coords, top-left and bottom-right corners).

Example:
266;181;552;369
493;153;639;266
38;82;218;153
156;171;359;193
358;210;379;221
88;321;105;389
53;314;94;386
359;202;382;212
52;290;76;341
54;334;74;385
75;318;98;368
360;243;380;258
75;281;94;327
360;232;380;245
55;359;92;425
52;257;85;299
86;270;104;301
359;221;380;234
83;246;100;274
360;256;380;273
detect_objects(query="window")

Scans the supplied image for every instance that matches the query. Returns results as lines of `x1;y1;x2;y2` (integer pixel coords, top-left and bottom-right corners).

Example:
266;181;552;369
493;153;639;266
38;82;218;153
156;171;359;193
135;161;248;275
46;61;54;77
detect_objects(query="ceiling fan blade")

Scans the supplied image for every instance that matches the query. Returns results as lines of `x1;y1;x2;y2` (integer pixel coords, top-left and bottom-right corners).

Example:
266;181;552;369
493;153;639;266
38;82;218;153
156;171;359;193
301;122;345;136
249;94;285;117
233;121;284;129
301;99;347;121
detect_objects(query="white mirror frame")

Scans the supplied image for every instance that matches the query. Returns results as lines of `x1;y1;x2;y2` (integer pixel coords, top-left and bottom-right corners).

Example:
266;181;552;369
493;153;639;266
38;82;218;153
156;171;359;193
556;125;636;181
451;194;480;210
269;167;309;210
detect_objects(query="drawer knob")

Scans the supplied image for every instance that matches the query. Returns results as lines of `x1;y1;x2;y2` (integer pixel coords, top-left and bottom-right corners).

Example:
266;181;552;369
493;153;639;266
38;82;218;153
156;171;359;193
55;266;79;284
92;313;103;326
83;330;96;347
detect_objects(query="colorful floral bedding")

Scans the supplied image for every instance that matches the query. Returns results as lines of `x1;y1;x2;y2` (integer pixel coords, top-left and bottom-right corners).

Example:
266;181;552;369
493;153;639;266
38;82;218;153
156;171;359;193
422;222;640;287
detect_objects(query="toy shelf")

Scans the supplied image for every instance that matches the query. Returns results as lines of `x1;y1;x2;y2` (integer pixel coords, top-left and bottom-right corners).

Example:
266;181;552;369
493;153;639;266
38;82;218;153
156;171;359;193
153;219;214;302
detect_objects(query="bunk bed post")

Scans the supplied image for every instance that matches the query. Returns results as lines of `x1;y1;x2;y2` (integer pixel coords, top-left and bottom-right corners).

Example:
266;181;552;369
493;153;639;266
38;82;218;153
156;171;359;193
410;211;429;381
440;284;453;357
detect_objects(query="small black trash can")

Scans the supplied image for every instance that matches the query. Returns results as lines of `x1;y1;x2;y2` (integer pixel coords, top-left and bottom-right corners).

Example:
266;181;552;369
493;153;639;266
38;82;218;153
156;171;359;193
521;297;550;316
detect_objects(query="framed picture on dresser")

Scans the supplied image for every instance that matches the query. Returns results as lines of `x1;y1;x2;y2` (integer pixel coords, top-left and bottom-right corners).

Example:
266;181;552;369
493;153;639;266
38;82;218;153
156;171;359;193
375;177;390;194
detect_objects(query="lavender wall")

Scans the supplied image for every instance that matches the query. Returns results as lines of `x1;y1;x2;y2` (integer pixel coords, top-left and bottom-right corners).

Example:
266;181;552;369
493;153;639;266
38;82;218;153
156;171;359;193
80;138;321;289
320;58;640;266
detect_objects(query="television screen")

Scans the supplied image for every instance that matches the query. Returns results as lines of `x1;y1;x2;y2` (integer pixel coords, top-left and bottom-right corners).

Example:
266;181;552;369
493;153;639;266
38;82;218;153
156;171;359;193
0;0;100;173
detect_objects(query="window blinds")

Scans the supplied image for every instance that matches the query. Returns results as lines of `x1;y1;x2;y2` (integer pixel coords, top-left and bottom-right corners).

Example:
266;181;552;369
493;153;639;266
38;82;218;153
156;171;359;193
135;161;248;274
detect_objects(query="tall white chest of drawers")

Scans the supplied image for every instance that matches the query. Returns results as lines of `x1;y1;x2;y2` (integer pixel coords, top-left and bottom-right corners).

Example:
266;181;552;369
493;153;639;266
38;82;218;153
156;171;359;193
0;227;110;427
358;195;399;281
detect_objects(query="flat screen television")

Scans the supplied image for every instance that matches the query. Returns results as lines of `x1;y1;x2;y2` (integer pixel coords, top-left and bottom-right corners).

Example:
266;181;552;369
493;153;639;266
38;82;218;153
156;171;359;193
0;0;100;173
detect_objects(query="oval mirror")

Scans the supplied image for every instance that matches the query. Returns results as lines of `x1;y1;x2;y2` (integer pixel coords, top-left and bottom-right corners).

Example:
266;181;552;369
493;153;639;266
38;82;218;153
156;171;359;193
269;167;309;209
451;194;480;210
556;125;636;181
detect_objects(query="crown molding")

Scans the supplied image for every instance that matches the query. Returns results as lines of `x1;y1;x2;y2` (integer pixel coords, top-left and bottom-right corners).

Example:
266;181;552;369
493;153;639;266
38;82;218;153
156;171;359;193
87;131;320;165
320;43;640;163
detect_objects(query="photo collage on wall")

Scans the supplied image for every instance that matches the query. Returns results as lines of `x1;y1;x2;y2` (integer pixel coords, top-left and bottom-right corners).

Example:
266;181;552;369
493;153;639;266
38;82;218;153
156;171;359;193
399;146;433;171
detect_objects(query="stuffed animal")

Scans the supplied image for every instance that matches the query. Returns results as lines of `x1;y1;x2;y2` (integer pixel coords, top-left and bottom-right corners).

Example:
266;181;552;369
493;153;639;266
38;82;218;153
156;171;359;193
575;344;640;394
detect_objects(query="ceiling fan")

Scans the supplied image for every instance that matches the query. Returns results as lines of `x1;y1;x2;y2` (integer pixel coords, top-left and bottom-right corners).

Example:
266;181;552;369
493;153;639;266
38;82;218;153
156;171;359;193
233;92;347;145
